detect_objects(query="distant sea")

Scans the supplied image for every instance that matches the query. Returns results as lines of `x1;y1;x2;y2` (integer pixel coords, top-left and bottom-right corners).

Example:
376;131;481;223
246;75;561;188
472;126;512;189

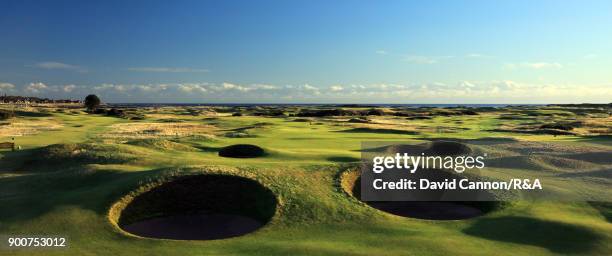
107;103;542;108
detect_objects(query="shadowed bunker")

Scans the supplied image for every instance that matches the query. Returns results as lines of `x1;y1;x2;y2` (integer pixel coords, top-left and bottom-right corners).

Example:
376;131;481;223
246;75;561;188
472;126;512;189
218;144;266;158
2;105;610;254
346;172;501;220
114;174;277;240
353;141;502;220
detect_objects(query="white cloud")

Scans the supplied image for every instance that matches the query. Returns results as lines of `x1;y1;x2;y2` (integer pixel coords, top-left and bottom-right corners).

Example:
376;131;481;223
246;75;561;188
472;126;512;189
505;62;563;70
92;84;131;92
300;84;321;95
24;82;48;94
403;55;454;64
523;62;563;69
303;84;319;91
94;84;115;91
458;81;475;88
178;83;208;93
4;80;611;103
220;82;251;92
138;84;168;93
376;50;388;55
33;62;86;72
330;85;344;92
114;85;128;92
252;84;279;90
465;53;492;58
128;67;209;73
63;84;76;92
0;83;15;91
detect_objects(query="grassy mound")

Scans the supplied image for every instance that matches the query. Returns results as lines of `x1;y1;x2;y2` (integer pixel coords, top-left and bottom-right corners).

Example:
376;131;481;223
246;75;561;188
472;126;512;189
425;140;472;156
26;143;138;169
224;131;255;138
347;118;369;123
487;154;602;171
218;144;266;158
385;143;428;155
112;174;277;240
463;216;604;254
489;128;577;136
406;116;432;120
126;139;197;152
103;122;216;139
1;104;610;254
540;123;577;131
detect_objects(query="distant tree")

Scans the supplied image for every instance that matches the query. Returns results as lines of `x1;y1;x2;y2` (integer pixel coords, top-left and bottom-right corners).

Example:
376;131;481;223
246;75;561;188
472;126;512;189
84;94;101;112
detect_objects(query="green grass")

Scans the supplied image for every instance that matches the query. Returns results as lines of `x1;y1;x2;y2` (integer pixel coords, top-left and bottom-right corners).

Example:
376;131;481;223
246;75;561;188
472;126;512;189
0;106;610;255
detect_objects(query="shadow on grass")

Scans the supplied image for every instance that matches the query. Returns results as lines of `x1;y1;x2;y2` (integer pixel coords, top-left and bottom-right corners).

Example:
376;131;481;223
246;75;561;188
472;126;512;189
557;169;611;179
485;156;547;171
337;127;419;135
562;152;612;165
0;147;38;171
14;110;53;117
571;135;612;147
362;144;429;156
352;137;519;153
463;216;603;253
326;156;360;163
588;202;612;223
0;167;166;223
419;137;519;145
224;223;420;255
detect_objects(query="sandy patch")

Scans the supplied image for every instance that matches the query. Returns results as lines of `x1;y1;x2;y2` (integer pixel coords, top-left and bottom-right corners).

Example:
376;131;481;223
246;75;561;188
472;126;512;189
575;117;612;135
0;120;63;137
102;122;216;139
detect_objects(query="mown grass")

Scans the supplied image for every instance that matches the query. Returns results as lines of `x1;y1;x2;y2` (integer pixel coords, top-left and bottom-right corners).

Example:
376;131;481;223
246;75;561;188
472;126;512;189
0;106;610;255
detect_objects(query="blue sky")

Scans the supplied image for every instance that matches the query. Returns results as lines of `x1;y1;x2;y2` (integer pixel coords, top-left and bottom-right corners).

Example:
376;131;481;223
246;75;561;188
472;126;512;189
0;0;611;103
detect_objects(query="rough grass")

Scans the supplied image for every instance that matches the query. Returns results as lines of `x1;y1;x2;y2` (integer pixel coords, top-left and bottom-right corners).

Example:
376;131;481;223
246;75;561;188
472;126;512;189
102;122;216;139
0;119;63;137
425;140;472;156
0;105;611;255
126;139;197;152
491;114;611;136
25;143;140;169
340;127;419;135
